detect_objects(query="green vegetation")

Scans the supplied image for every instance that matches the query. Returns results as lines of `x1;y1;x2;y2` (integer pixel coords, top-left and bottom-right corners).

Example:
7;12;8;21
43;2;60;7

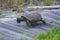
15;0;23;6
38;0;53;6
14;12;19;18
0;0;59;10
20;36;29;40
14;0;24;7
29;0;33;6
29;0;35;11
14;0;24;12
0;0;24;10
5;0;11;9
0;33;2;40
0;10;2;15
35;27;60;40
20;37;26;40
44;0;53;5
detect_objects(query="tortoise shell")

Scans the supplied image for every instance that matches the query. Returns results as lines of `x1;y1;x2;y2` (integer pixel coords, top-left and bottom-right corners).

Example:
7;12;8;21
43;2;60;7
21;12;42;22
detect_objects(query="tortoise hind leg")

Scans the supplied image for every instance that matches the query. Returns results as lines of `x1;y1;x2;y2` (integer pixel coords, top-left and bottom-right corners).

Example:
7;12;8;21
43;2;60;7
41;20;46;24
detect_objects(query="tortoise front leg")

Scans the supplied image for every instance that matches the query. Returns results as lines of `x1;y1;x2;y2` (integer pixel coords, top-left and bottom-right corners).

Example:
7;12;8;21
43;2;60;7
25;20;32;27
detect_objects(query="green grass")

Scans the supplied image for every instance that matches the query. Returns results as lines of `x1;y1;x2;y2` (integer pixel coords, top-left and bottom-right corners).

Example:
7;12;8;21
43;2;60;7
0;33;2;40
36;27;60;40
20;37;25;40
14;12;19;18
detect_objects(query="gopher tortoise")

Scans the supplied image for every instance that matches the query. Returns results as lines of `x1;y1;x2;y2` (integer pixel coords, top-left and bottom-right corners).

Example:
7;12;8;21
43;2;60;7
17;12;46;27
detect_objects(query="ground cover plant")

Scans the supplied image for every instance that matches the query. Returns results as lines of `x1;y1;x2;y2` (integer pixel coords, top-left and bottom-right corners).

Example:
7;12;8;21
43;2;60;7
0;33;2;40
36;27;60;40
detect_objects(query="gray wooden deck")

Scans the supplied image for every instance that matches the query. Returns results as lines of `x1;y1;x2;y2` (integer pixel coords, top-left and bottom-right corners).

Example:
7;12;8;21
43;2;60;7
0;9;60;40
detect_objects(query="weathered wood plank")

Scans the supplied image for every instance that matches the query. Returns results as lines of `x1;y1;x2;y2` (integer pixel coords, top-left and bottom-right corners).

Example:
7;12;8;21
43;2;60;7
27;5;60;9
0;9;60;39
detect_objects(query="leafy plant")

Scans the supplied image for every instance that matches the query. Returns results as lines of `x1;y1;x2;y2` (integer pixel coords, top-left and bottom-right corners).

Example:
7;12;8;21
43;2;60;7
20;36;28;40
44;0;53;5
14;0;24;7
20;37;25;40
0;33;2;40
29;0;33;6
14;0;24;9
29;0;35;11
36;27;60;40
38;0;53;6
14;12;19;18
4;0;11;9
0;10;2;15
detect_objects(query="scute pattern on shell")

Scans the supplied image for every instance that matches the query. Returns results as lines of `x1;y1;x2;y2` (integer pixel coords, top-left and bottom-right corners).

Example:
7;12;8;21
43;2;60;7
21;12;42;22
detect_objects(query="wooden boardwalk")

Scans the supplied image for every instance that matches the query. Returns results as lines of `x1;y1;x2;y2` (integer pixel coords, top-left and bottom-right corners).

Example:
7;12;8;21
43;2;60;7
0;9;60;40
